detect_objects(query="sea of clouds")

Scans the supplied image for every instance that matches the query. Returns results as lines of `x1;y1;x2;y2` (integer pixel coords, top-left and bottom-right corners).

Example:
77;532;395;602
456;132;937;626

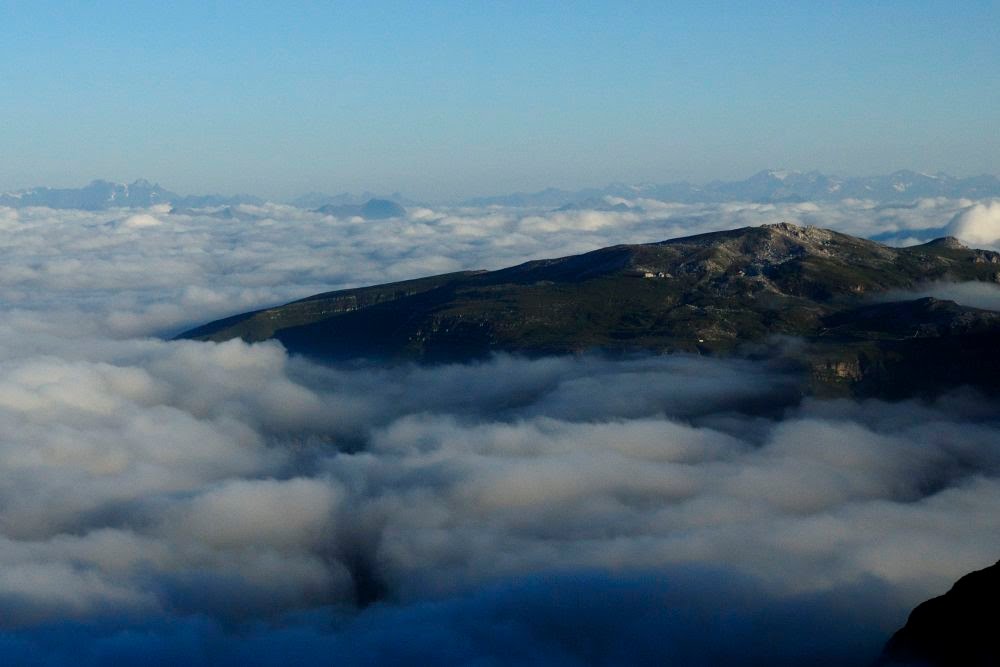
0;197;999;665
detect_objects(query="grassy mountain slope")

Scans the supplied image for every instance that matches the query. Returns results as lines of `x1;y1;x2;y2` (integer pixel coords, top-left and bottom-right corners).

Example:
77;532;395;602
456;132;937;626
180;223;1000;396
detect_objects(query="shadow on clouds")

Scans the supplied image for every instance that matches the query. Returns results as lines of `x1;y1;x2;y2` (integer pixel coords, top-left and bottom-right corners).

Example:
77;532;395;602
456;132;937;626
0;568;903;667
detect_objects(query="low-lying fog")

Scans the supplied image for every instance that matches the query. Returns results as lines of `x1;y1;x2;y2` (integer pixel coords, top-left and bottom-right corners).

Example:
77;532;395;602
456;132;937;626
0;197;998;665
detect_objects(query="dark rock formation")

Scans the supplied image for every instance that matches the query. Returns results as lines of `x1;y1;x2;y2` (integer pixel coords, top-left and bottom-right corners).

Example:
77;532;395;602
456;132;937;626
877;560;1000;666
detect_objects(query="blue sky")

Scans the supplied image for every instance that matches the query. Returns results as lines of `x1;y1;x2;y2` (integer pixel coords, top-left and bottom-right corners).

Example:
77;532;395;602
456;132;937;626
1;1;997;199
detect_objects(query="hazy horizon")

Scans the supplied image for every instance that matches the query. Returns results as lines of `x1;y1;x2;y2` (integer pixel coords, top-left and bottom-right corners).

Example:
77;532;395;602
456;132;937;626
5;166;1000;204
2;3;997;200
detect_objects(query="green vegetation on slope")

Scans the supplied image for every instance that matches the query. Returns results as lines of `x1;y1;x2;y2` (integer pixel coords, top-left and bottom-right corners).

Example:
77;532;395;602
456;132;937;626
180;223;1000;397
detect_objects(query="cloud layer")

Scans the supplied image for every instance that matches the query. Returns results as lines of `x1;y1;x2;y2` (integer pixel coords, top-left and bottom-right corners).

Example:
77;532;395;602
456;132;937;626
0;197;998;663
0;196;990;341
0;346;998;663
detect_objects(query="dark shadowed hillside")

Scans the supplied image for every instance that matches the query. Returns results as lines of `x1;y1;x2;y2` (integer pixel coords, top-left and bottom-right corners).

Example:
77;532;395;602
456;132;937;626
180;223;1000;397
877;560;1000;666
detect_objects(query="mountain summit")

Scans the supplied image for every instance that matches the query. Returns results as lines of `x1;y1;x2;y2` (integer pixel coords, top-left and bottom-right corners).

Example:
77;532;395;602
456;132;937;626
0;179;174;210
0;180;260;210
314;198;406;219
180;223;1000;397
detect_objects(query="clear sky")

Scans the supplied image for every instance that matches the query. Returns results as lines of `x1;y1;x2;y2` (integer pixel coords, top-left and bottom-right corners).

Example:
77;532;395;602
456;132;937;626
1;1;997;200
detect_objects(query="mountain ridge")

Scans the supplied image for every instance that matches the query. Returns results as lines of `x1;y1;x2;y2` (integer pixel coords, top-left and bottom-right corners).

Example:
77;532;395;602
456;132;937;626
314;199;407;220
0;179;261;210
461;170;1000;208
5;170;1000;210
179;223;1000;398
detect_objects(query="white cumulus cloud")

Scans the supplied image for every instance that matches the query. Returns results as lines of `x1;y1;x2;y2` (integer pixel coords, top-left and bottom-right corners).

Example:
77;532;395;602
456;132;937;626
946;199;1000;246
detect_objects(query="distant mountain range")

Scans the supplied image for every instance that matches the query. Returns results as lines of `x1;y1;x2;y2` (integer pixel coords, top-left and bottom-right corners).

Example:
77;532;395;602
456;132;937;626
291;191;417;210
314;199;407;220
3;170;999;211
461;170;1000;208
181;222;1000;399
0;179;262;210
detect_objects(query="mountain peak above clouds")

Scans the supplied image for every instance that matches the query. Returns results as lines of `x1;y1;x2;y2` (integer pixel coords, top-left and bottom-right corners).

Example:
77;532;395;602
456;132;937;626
3;170;999;211
180;222;1000;399
314;198;407;220
0;179;261;210
0;179;175;210
460;170;1000;209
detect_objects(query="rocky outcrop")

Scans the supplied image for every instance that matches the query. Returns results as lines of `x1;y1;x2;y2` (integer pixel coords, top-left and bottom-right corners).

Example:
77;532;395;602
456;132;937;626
877;560;1000;666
